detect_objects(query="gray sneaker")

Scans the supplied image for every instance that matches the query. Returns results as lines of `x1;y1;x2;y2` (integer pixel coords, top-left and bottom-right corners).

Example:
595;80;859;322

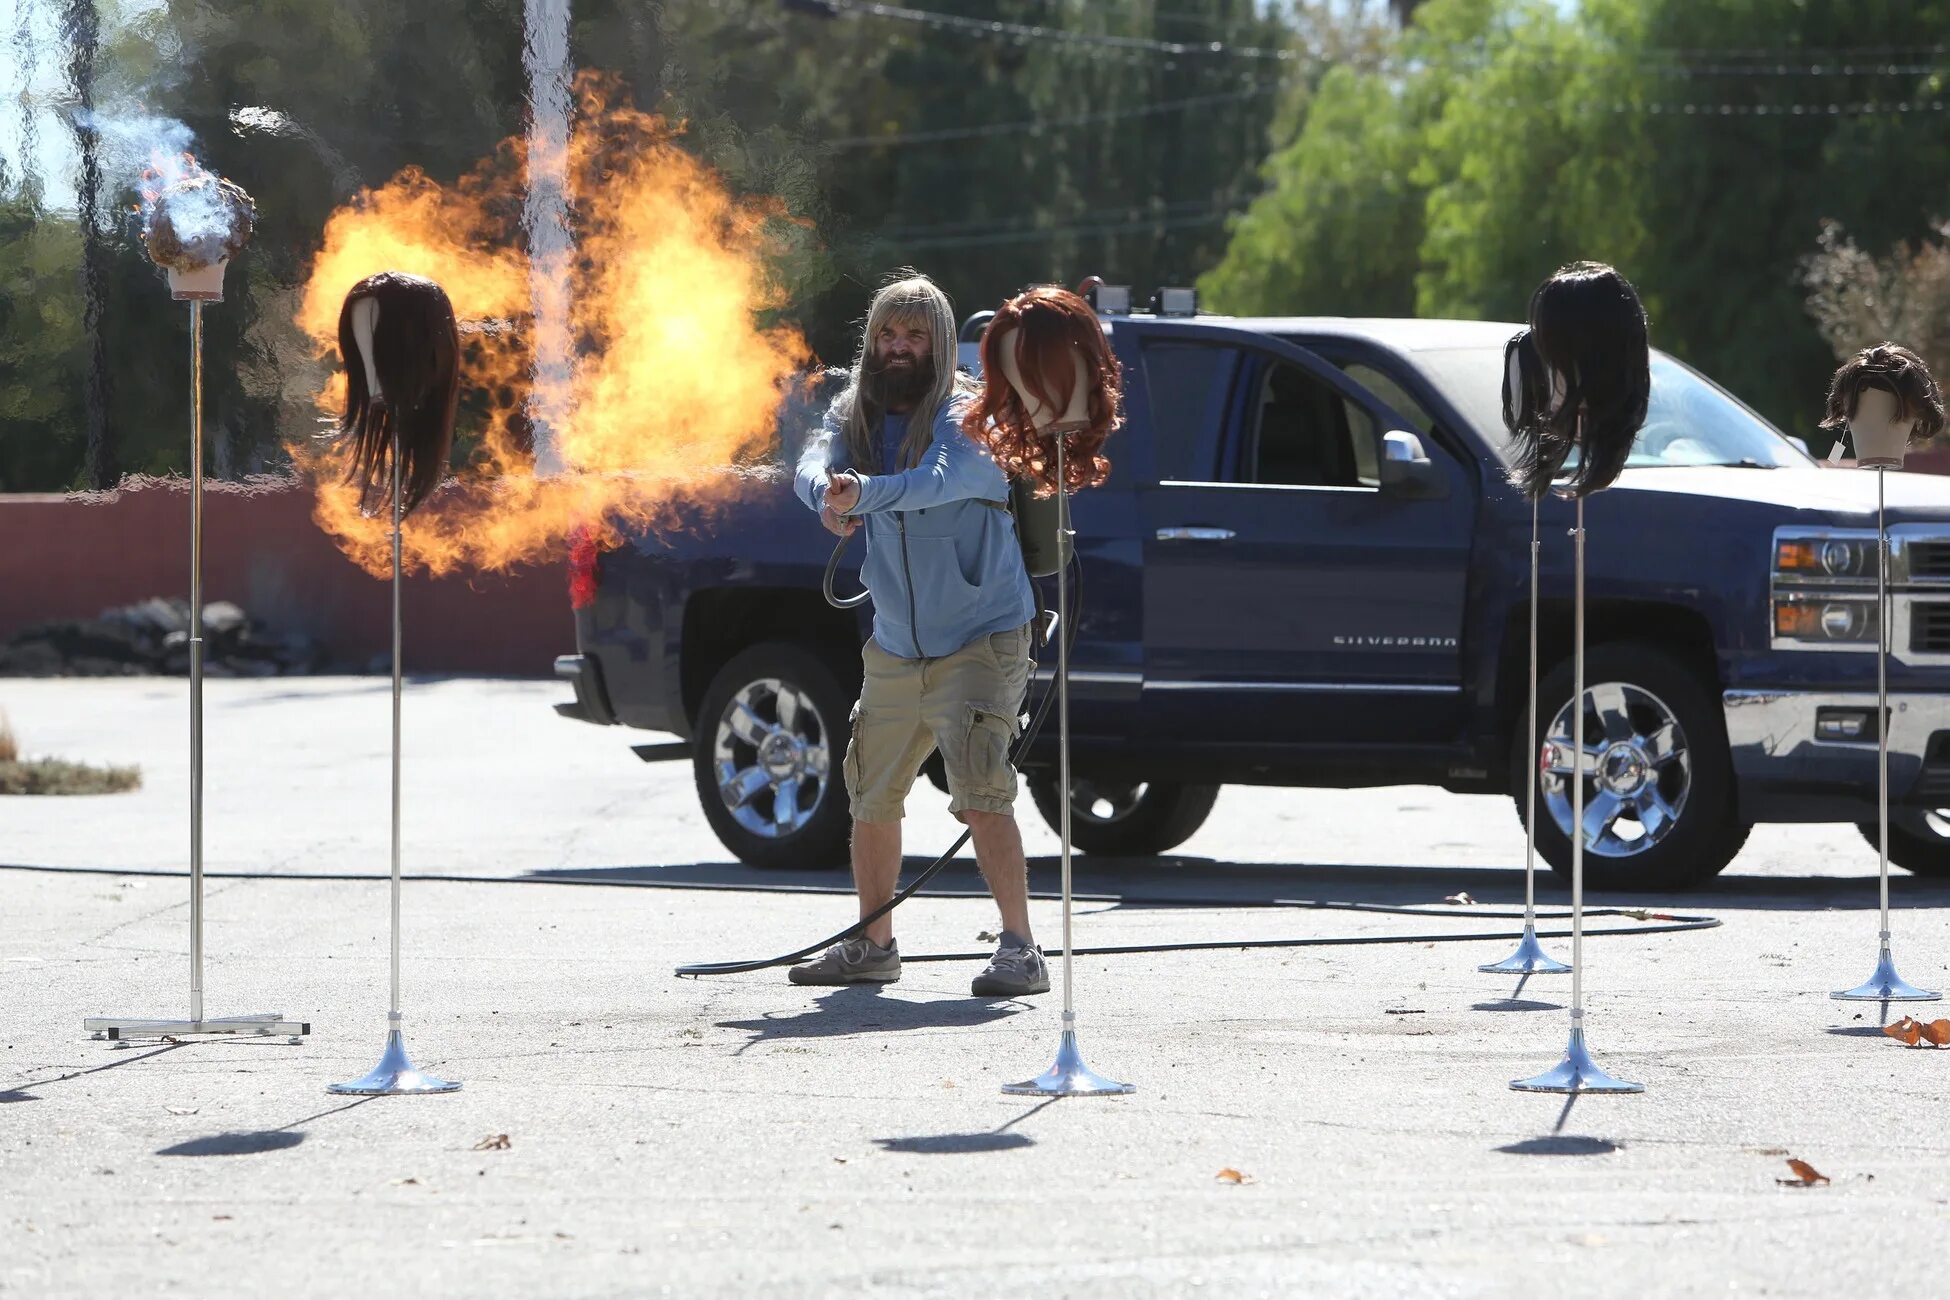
971;943;1050;997
788;937;901;986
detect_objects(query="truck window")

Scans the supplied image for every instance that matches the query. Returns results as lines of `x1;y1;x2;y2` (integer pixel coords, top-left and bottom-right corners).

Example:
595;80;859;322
1338;361;1434;436
1249;360;1380;488
1143;343;1231;481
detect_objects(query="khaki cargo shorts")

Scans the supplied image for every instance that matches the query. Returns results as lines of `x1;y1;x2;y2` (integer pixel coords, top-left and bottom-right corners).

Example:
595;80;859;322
845;623;1035;822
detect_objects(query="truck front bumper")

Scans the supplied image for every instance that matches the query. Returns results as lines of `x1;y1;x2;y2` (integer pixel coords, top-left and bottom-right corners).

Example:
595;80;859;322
1724;689;1950;822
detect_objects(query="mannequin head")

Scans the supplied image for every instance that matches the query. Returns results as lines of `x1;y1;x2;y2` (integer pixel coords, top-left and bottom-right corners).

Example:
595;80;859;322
335;271;461;517
1504;261;1650;500
963;285;1122;495
1820;343;1944;468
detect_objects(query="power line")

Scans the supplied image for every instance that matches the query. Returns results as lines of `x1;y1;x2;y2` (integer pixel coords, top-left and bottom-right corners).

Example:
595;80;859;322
826;81;1294;148
804;0;1308;62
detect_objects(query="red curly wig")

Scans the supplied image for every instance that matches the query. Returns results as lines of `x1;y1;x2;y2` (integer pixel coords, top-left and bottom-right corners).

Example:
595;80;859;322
962;285;1123;496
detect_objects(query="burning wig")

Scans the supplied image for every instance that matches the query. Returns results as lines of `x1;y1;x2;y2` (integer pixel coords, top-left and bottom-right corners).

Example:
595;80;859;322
335;272;461;517
1819;342;1946;448
1504;261;1650;500
963;285;1123;496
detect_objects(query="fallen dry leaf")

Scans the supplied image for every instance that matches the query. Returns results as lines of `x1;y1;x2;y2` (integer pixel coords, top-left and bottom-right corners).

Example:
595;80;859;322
1444;892;1475;906
390;1177;420;1186
473;1134;511;1151
1885;1017;1925;1046
1215;1168;1252;1185
1777;1158;1830;1187
977;930;999;943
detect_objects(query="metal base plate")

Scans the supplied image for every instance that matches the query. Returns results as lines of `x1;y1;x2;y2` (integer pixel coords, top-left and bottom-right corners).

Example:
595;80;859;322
1510;1027;1644;1094
1479;925;1573;976
1832;949;1941;1002
85;1013;309;1041
1003;1027;1134;1097
328;1029;460;1095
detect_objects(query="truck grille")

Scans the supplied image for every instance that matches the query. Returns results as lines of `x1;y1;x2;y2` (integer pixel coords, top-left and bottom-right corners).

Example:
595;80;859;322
1911;542;1950;579
1914;602;1950;653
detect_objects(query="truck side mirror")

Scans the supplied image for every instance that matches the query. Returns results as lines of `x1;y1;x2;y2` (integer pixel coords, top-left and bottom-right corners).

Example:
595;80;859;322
1379;430;1446;498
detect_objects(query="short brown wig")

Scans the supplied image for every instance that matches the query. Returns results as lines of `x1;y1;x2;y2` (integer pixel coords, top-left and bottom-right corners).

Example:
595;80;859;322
1820;342;1945;444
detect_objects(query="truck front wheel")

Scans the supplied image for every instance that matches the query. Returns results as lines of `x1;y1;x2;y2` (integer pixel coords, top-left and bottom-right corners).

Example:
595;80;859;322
1028;779;1219;856
693;642;855;871
1858;811;1950;878
1513;642;1749;891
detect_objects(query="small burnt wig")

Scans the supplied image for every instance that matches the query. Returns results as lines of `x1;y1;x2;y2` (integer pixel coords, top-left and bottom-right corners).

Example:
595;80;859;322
1819;342;1946;447
1505;261;1650;500
336;271;461;517
962;285;1123;496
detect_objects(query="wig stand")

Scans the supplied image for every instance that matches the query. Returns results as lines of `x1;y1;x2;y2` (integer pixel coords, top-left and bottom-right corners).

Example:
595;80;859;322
85;299;309;1043
1512;496;1642;1094
1481;496;1572;977
1833;465;1938;1005
1004;435;1133;1099
330;424;461;1095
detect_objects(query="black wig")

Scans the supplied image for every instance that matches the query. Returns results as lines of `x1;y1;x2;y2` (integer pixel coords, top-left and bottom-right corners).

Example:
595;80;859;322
1505;261;1650;500
336;271;461;518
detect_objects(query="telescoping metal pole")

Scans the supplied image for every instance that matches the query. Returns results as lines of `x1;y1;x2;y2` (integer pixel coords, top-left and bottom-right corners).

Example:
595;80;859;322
1004;431;1133;1098
84;297;308;1042
331;417;461;1095
1832;465;1938;1004
1481;495;1571;978
1511;494;1642;1094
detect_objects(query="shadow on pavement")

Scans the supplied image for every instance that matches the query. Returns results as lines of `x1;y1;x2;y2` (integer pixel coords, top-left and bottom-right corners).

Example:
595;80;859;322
1496;1135;1620;1156
155;1097;375;1158
873;1098;1056;1155
718;985;1025;1054
1;1042;189;1103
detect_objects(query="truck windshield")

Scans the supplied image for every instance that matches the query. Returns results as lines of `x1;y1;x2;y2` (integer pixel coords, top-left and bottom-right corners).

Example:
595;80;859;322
1414;347;1813;470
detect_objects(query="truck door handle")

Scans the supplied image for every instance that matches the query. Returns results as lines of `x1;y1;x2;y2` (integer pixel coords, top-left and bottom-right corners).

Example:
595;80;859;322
1155;527;1235;542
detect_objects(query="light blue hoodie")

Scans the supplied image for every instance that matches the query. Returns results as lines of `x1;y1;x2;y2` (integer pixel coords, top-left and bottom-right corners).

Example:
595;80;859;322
796;395;1036;659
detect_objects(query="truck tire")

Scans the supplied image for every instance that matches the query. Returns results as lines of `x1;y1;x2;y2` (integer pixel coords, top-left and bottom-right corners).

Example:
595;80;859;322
693;641;855;871
1858;811;1950;878
1028;778;1219;857
1512;642;1748;891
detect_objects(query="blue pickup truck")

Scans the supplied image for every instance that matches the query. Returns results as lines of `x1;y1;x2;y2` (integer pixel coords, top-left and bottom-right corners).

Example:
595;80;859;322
555;306;1950;890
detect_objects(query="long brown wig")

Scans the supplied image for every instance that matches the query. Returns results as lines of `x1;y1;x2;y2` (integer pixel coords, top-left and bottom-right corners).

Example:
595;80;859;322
336;271;461;517
963;285;1123;496
1819;342;1946;449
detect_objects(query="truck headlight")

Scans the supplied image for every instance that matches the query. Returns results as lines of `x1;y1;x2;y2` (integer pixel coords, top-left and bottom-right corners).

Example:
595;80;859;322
1775;536;1876;579
1773;595;1879;643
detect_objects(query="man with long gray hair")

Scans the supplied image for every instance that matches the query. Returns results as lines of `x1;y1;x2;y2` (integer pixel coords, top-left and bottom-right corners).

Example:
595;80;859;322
791;271;1046;997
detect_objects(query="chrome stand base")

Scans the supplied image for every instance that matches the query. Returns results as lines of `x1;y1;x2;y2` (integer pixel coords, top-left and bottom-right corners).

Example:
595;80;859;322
1002;1026;1134;1098
1479;925;1573;976
85;1013;309;1041
1510;1026;1643;1094
1831;948;1941;1002
328;1028;460;1095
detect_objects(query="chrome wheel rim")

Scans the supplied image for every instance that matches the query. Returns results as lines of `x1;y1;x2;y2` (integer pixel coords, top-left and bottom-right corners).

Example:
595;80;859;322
1539;681;1691;858
1071;781;1149;825
712;677;829;839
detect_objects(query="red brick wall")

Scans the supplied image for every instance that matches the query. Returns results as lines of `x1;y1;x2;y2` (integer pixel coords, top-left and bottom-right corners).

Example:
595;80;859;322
0;478;570;677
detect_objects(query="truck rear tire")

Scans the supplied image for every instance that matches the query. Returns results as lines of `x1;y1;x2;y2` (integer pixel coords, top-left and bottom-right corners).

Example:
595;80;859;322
1512;642;1748;891
1028;778;1219;857
693;641;855;871
1858;811;1950;878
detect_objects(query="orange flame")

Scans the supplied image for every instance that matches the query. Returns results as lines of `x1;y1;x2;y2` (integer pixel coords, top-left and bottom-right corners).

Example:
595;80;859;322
292;74;810;576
